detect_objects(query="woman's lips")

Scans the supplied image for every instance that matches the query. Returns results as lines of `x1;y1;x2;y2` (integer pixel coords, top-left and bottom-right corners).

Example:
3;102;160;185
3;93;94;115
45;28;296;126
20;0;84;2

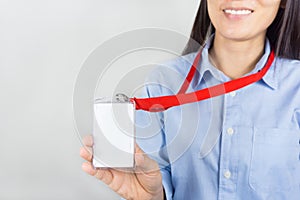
222;8;254;19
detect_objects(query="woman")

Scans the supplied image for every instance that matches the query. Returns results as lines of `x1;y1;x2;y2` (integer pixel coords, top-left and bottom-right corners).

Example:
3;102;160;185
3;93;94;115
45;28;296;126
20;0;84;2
80;0;300;199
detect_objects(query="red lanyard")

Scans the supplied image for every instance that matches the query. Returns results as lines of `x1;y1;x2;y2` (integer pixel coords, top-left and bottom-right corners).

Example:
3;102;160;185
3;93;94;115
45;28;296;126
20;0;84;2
131;48;275;112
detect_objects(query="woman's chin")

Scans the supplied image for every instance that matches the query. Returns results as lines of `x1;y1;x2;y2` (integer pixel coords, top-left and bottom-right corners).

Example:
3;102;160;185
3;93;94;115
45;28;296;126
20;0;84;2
216;30;263;43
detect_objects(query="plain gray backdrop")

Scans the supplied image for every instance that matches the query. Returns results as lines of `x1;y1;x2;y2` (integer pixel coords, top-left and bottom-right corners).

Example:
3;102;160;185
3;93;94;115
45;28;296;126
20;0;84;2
0;0;198;199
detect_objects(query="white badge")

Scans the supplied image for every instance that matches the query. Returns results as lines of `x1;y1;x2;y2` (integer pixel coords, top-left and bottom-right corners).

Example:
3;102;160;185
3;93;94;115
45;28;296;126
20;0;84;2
93;94;135;168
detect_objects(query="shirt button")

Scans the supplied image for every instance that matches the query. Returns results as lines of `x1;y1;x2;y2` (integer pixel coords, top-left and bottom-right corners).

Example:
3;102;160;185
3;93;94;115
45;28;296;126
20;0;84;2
227;128;234;135
224;170;231;179
229;91;237;97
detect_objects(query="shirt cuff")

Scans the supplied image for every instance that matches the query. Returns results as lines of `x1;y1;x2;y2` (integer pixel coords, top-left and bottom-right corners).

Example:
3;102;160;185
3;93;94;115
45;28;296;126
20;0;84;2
161;169;173;200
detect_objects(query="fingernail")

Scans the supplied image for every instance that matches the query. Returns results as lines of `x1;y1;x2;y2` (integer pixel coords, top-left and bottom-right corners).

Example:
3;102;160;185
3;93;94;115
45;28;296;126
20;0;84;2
80;148;84;156
82;162;89;170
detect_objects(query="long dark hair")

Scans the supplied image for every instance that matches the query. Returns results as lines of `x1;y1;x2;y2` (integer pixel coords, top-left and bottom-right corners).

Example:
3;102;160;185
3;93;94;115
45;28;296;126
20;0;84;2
183;0;300;60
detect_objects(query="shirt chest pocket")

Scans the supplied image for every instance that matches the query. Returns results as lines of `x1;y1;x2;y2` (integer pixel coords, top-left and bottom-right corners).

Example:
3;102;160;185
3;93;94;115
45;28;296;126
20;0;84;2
249;128;300;192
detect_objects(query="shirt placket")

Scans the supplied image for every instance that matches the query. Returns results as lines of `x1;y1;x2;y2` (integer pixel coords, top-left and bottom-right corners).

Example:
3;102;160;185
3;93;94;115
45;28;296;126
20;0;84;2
218;90;240;200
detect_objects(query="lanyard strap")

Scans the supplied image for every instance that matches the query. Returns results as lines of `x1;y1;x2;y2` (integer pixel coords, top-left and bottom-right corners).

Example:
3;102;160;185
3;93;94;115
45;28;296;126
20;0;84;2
177;48;202;94
131;49;275;112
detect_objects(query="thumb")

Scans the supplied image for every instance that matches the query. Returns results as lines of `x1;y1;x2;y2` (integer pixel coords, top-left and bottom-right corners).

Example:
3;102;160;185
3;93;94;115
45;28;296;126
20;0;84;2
134;144;160;174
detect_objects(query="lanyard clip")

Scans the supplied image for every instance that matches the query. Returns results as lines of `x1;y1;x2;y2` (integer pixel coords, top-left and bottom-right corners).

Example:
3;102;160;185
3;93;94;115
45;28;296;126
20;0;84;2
115;93;130;103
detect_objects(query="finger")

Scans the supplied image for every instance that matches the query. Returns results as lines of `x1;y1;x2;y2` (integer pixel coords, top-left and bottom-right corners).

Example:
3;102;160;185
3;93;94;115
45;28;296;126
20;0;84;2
134;144;160;174
82;162;114;186
82;162;97;175
80;146;93;162
94;168;114;186
82;135;93;147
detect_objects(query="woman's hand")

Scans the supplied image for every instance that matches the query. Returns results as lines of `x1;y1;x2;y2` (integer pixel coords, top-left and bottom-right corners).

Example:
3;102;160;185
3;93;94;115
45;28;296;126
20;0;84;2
80;135;164;200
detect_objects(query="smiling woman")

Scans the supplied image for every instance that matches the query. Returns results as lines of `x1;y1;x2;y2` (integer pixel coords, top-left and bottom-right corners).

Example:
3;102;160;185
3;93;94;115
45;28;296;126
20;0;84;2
209;0;280;41
184;0;300;59
80;1;300;200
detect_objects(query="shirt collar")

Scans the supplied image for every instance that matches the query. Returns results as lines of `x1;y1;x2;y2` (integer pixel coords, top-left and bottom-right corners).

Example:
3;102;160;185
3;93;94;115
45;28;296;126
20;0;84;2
194;35;278;90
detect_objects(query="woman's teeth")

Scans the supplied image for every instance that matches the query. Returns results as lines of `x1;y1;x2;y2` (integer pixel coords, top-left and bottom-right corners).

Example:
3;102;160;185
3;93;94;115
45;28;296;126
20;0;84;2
224;9;252;15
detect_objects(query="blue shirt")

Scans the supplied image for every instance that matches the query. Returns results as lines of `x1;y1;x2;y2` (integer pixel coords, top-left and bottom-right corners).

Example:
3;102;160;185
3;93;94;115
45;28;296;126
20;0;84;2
135;36;300;200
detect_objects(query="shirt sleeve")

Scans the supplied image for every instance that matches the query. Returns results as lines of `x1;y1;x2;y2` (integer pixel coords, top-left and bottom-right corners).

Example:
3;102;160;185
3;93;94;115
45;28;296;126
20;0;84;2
135;68;174;199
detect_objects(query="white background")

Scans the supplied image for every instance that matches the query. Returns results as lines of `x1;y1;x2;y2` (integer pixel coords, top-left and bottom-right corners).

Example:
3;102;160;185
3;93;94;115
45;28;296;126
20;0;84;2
0;0;198;199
